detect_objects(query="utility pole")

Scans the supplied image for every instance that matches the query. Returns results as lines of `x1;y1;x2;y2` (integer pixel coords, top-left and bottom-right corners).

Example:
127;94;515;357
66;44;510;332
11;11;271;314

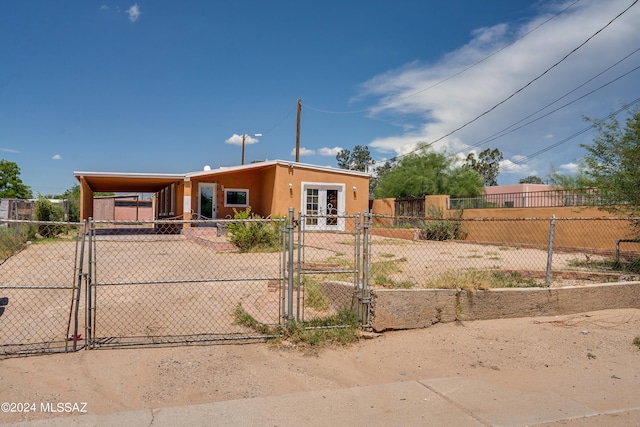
240;133;261;165
295;98;301;162
241;134;246;165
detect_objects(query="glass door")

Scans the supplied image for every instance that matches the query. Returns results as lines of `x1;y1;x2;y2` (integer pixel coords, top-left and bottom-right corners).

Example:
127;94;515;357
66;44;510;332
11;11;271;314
302;184;344;230
197;183;218;220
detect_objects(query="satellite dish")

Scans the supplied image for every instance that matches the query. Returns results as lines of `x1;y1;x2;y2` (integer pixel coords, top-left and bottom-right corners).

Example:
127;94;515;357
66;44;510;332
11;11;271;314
203;165;211;171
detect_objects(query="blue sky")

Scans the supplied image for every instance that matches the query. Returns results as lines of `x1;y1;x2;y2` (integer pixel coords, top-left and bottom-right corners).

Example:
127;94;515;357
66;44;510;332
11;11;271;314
1;0;639;196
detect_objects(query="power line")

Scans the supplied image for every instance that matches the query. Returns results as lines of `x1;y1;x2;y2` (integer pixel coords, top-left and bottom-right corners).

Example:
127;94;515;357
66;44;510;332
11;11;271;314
504;96;640;168
391;0;639;161
469;60;640;149
259;104;297;136
302;0;582;115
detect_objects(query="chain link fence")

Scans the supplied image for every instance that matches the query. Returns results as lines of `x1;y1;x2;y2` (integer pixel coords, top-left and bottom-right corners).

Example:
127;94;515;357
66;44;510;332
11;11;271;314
0;220;85;356
368;214;640;289
86;218;287;348
2;213;638;355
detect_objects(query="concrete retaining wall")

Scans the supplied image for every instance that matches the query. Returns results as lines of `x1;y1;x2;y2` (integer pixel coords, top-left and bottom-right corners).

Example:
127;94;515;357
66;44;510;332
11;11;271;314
370;282;640;332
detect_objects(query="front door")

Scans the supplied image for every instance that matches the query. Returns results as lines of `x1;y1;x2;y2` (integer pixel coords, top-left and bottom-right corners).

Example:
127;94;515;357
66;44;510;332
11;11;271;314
197;183;218;220
302;184;344;230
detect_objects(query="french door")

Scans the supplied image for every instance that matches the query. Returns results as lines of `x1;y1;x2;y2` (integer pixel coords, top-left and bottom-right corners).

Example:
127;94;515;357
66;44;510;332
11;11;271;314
302;183;344;230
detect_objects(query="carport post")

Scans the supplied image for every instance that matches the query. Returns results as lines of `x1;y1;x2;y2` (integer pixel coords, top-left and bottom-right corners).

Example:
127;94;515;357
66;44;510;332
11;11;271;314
287;208;295;322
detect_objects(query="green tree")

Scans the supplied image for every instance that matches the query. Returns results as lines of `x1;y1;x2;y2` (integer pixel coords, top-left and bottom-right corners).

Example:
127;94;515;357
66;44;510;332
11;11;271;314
0;159;32;199
519;175;544;184
546;164;594;189
336;145;375;172
464;148;503;186
60;184;81;222
370;157;398;198
374;150;483;199
581;108;640;216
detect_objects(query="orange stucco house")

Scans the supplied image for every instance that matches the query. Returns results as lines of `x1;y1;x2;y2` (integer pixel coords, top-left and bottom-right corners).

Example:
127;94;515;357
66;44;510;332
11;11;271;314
74;160;370;231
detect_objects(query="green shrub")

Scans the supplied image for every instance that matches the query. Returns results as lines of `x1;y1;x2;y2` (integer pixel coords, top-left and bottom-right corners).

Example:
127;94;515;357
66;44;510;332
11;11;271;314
416;205;466;241
34;197;66;237
417;219;466;241
227;207;281;252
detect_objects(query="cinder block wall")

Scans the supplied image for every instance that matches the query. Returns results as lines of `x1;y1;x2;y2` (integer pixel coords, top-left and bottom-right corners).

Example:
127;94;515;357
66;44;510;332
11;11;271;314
370;282;640;332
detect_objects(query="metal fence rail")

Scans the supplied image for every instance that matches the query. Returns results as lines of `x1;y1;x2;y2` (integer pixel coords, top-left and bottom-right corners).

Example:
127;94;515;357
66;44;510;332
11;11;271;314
0;220;84;356
86;218;287;348
450;188;602;209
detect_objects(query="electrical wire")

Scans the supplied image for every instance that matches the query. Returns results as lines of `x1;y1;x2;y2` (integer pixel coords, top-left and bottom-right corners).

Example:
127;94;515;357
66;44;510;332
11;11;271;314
302;0;582;115
503;96;640;168
469;61;640;149
389;0;639;161
258;104;298;136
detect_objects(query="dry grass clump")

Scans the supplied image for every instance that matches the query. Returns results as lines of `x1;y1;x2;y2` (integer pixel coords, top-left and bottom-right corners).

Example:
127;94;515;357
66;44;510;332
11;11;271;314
421;269;543;290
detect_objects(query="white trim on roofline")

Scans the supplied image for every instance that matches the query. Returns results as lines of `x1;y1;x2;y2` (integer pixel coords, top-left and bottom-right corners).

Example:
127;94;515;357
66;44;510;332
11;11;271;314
73;171;185;179
74;160;370;180
185;159;370;178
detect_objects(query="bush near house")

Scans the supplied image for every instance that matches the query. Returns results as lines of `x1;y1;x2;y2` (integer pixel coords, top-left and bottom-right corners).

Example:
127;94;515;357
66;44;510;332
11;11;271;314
227;207;281;252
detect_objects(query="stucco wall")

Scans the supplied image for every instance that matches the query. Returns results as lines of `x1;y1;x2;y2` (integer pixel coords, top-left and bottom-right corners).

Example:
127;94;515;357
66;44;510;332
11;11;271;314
459;207;635;252
272;163;370;218
114;205;153;220
188;163;369;222
189;168;273;219
369;199;637;253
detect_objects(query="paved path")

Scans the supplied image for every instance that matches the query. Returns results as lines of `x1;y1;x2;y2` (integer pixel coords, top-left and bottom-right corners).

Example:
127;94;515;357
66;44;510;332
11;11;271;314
3;376;640;427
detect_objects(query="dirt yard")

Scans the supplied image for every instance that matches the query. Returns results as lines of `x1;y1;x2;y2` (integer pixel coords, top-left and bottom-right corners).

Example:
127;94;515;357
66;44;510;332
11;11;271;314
1;308;639;424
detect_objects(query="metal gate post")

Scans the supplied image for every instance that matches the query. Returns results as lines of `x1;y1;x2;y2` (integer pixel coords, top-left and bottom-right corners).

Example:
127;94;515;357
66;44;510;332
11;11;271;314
281;216;288;326
545;214;556;285
354;213;362;323
361;211;372;327
86;218;94;348
72;220;87;351
287;208;295;323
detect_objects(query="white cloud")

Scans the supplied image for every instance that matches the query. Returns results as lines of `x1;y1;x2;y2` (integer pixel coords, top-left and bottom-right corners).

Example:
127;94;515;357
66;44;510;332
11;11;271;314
292;147;315;156
225;134;260;146
127;4;141;22
357;0;640;183
52;154;62;160
560;162;579;173
317;146;343;156
500;159;533;175
100;5;109;11
1;148;19;153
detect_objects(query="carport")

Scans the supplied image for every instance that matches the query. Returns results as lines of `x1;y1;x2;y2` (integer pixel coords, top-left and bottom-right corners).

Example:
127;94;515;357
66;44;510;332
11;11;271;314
74;171;185;221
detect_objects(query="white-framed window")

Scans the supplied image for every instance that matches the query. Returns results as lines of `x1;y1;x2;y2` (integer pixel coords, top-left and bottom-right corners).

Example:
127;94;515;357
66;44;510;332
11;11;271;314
224;188;249;208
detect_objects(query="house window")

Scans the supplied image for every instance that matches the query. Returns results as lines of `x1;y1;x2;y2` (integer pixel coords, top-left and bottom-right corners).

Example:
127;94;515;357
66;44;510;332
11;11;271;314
224;189;249;208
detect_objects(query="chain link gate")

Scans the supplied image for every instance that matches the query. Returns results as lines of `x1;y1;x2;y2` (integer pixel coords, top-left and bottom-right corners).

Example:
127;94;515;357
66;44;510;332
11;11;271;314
0;213;372;355
288;208;370;328
85;218;287;348
0;220;85;356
